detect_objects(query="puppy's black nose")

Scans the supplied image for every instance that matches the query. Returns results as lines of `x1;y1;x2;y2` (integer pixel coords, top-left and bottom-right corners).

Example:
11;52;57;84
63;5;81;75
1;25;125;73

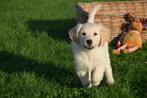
86;39;92;45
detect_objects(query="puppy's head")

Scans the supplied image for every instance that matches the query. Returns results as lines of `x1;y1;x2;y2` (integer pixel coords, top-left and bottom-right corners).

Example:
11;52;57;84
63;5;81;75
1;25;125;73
69;23;110;50
69;5;110;50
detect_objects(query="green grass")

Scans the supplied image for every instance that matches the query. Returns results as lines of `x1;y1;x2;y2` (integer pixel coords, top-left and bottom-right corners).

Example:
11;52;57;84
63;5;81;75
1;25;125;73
0;0;146;97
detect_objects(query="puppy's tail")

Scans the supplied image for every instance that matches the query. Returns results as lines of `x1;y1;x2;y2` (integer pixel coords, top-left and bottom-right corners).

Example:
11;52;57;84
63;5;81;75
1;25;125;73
87;5;101;23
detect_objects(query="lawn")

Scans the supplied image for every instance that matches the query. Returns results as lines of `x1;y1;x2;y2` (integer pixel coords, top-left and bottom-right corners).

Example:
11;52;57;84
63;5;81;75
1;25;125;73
0;0;147;97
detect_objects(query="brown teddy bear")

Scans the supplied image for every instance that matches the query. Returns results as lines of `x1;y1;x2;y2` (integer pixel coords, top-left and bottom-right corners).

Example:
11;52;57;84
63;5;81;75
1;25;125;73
113;13;143;54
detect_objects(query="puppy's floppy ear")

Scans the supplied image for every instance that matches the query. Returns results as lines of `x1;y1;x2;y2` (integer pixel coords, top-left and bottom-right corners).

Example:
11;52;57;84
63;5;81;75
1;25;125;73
99;25;110;46
68;23;83;44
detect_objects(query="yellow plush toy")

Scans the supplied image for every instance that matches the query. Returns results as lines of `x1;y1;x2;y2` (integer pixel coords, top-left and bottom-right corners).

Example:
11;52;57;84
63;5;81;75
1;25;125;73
113;13;143;54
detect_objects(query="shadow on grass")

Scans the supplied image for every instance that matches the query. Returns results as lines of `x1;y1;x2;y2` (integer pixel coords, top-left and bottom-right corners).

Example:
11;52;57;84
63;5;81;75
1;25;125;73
27;19;76;41
0;51;81;88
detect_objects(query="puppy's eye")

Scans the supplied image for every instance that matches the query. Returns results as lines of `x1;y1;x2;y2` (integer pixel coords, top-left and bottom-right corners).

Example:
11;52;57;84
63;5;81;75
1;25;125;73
94;32;97;36
82;32;86;36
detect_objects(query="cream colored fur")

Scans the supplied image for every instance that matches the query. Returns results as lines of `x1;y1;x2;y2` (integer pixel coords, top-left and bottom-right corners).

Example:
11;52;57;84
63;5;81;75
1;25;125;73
69;5;114;88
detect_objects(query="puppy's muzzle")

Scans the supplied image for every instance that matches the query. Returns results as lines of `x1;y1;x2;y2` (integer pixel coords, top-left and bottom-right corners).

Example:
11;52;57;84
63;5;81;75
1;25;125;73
85;39;94;50
86;39;92;45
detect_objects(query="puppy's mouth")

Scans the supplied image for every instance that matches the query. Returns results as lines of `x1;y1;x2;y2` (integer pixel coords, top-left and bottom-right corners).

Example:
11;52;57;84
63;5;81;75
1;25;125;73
85;46;94;50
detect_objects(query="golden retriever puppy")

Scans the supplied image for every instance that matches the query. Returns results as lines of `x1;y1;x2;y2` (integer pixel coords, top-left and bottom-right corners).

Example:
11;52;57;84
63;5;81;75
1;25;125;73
68;6;114;88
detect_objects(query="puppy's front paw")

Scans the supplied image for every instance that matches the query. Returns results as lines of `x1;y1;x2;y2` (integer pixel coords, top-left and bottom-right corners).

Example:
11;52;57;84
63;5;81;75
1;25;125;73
88;83;92;88
108;82;115;86
107;79;115;86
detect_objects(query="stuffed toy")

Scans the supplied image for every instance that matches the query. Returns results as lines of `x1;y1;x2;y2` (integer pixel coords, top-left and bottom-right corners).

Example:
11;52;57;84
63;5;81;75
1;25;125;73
140;18;147;30
113;13;143;54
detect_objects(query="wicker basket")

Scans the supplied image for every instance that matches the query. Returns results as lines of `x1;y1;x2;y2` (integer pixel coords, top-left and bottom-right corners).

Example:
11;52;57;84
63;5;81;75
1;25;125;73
76;1;147;41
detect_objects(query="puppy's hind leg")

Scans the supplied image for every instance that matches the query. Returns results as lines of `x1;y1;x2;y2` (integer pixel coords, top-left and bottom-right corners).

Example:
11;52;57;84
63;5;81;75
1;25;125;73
88;71;92;88
77;70;91;87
